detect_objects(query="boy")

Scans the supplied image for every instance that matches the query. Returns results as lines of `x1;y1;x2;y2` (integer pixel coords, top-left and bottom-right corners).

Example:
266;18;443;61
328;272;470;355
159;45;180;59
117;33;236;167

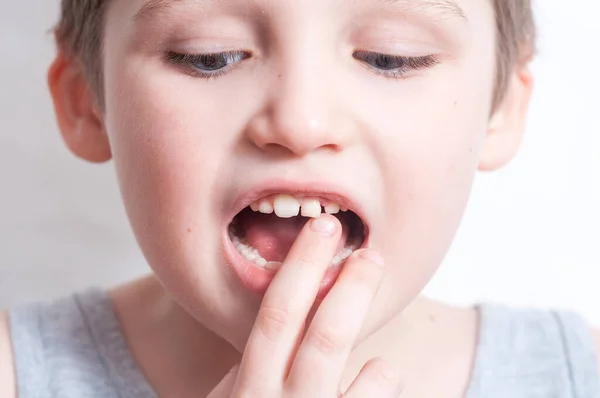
1;0;599;396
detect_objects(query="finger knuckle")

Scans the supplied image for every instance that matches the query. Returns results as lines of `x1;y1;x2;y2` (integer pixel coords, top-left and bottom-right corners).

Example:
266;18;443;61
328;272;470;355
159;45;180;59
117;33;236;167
295;238;331;269
296;250;321;269
256;304;291;342
307;325;348;355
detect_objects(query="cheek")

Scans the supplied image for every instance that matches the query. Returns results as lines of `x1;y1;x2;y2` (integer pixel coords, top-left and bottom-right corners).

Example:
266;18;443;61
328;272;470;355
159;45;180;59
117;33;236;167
102;60;234;272
367;63;494;293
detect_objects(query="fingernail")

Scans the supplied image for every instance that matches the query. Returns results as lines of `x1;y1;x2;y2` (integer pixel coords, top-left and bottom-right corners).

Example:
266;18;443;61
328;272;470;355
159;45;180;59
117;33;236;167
310;216;336;236
360;249;385;267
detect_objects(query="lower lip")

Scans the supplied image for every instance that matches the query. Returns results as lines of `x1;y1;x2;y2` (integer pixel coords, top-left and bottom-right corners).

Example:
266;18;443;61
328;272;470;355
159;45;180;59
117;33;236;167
222;228;352;299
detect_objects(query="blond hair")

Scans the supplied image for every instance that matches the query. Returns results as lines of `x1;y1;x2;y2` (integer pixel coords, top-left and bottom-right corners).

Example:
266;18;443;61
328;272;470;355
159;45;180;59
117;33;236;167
55;0;536;110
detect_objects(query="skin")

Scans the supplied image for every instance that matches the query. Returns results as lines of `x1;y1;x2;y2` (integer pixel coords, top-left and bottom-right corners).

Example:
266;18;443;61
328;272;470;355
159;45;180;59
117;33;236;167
219;216;402;397
99;0;506;360
7;0;598;397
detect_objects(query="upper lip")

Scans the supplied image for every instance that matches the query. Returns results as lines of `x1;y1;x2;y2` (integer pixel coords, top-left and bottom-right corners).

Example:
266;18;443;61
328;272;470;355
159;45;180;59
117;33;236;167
225;178;370;232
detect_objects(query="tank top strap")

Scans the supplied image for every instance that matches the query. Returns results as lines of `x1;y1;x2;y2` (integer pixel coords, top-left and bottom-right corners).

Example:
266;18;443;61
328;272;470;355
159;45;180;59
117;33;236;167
9;289;156;398
466;304;600;398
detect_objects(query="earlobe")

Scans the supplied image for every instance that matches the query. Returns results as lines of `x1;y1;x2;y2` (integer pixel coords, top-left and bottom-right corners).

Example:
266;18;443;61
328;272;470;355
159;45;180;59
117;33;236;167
48;50;112;163
478;66;534;172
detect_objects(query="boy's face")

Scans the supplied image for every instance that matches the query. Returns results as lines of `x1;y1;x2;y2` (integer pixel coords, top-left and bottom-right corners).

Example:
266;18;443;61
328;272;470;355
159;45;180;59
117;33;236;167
58;0;530;350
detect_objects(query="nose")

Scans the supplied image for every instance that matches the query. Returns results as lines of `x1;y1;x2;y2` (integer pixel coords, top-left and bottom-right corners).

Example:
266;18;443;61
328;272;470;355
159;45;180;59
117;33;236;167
246;64;357;157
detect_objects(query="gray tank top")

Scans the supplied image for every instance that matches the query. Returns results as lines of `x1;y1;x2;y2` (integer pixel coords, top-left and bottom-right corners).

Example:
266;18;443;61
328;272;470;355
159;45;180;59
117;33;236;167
9;289;600;397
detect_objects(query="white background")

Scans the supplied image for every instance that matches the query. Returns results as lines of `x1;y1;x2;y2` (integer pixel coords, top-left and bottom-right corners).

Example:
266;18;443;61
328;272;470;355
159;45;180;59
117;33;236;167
1;1;599;322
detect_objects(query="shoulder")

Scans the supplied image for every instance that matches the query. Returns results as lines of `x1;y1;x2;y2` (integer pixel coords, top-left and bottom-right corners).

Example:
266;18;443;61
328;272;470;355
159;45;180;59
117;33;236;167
0;311;17;398
592;329;600;378
0;289;125;398
466;304;600;397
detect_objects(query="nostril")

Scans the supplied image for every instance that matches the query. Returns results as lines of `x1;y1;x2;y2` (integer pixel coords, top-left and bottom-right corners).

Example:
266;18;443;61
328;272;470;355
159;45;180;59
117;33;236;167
258;142;299;157
245;107;346;156
318;143;341;153
256;142;339;158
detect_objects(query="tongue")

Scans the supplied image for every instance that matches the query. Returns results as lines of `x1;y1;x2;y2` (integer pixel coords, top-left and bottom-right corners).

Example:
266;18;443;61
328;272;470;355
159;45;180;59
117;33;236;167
239;212;350;263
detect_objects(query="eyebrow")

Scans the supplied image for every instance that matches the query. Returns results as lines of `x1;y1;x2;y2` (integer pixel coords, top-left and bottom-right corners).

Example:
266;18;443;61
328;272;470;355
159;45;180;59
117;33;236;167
380;0;468;22
134;0;176;20
135;0;468;23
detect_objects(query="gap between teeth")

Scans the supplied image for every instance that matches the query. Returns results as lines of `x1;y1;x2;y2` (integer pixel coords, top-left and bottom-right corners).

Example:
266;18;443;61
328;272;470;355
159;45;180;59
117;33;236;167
231;234;356;270
250;194;349;219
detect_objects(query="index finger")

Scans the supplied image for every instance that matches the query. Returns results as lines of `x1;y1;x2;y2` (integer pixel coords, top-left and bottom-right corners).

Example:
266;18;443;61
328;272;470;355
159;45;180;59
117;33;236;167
234;215;342;393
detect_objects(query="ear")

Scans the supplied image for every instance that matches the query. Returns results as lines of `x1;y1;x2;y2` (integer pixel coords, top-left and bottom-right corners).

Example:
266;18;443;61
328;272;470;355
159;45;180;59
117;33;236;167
478;65;534;171
48;50;112;163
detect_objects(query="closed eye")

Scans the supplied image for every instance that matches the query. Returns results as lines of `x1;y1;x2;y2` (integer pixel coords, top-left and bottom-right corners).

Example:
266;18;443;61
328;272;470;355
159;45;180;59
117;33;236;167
166;51;251;79
353;51;440;79
166;50;438;80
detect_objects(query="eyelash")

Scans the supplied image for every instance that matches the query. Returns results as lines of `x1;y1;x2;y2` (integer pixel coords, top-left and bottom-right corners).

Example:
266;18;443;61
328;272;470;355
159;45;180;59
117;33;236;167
166;51;251;79
352;51;440;79
166;50;440;80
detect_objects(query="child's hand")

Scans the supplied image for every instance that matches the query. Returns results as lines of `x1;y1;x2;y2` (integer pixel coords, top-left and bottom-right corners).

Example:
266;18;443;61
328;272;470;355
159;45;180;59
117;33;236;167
208;214;403;397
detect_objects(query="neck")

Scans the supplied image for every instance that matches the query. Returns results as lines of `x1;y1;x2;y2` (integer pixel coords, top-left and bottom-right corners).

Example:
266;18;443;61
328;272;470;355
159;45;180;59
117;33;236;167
110;276;240;397
110;275;476;398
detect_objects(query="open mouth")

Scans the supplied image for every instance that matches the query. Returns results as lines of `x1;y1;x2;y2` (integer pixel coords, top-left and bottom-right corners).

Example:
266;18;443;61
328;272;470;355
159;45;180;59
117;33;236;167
227;193;367;271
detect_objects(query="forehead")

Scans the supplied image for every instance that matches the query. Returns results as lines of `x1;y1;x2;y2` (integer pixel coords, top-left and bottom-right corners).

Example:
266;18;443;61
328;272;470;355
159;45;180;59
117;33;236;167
106;0;498;31
134;0;469;23
103;0;496;55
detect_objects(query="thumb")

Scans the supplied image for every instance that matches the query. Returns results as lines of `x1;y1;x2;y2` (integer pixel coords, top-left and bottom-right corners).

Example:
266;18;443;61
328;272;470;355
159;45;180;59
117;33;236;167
206;364;240;398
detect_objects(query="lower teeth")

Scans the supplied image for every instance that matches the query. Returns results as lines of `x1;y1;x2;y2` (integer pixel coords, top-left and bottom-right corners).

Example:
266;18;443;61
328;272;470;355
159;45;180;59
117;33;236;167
230;234;356;270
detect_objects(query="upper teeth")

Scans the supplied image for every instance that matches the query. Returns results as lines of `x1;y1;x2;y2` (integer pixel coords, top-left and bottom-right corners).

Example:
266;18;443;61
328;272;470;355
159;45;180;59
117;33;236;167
258;200;274;214
251;194;348;219
324;202;340;214
301;198;321;218
273;194;300;218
